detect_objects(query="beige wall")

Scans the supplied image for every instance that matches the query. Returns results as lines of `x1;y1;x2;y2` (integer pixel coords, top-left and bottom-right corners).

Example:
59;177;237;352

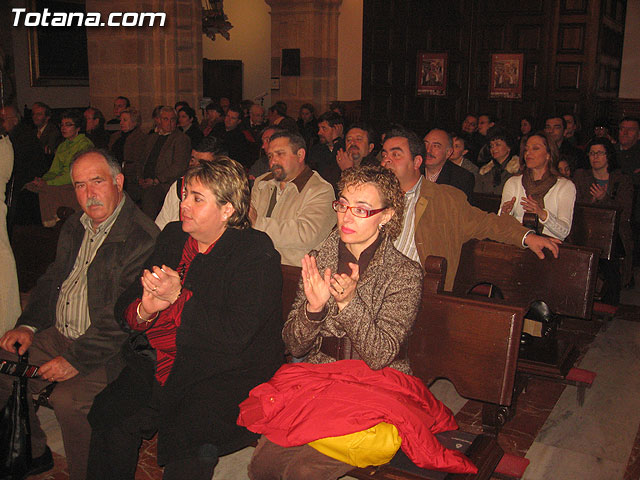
620;0;640;99
337;0;363;101
202;0;271;107
10;0;90;111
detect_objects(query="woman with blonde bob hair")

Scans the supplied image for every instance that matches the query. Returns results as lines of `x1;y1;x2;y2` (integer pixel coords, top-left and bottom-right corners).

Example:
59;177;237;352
249;165;424;479
88;157;284;479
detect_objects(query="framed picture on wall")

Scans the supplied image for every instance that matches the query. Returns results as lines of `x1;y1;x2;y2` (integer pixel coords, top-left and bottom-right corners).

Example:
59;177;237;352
489;53;524;100
28;0;89;86
416;52;447;97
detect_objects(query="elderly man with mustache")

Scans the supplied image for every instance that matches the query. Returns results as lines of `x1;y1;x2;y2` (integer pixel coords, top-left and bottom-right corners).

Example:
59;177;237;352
0;149;159;480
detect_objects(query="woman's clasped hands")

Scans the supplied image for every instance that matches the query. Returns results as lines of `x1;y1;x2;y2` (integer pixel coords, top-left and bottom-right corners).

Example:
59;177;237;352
520;195;548;221
139;265;182;318
301;254;360;313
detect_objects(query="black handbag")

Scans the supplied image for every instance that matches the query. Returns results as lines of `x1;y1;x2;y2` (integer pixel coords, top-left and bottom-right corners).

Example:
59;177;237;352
0;350;32;479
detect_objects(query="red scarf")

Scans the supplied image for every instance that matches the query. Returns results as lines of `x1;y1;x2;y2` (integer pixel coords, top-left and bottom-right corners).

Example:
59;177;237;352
126;236;216;385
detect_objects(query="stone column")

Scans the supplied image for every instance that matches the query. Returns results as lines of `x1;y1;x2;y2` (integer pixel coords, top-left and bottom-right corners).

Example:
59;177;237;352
85;0;202;129
266;0;342;115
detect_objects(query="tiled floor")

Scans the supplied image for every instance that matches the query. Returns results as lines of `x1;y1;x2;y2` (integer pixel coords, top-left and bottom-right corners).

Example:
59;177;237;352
12;223;640;479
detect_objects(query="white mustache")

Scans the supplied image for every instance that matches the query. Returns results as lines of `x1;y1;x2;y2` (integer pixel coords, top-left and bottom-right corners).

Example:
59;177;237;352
85;197;104;208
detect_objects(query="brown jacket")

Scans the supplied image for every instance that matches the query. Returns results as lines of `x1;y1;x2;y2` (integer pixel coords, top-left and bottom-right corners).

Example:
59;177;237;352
141;129;191;185
283;230;423;374
414;179;529;290
108;126;148;181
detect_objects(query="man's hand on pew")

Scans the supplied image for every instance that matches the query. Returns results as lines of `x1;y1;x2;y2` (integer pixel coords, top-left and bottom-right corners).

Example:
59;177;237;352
524;233;561;259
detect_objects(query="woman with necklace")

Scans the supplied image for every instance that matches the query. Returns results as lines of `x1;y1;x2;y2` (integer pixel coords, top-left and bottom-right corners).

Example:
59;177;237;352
87;158;283;479
499;131;576;240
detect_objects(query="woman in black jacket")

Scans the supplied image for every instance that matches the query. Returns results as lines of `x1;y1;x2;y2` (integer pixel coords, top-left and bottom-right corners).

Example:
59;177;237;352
87;157;284;479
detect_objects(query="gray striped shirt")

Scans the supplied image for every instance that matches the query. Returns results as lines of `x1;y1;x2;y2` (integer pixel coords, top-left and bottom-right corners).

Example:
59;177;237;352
55;196;125;339
394;176;422;263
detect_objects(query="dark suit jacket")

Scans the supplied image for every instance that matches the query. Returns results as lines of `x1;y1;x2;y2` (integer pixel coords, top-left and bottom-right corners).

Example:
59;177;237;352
37;122;62;166
108;126;148;181
436;160;475;200
141;129;191;186
9;122;47;191
16;195;159;376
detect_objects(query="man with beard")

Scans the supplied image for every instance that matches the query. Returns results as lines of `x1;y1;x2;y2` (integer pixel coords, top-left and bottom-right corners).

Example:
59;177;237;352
308;111;345;192
250;130;335;266
335;122;379;171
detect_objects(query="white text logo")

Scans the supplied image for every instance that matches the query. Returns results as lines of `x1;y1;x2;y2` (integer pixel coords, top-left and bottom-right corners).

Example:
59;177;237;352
12;8;166;27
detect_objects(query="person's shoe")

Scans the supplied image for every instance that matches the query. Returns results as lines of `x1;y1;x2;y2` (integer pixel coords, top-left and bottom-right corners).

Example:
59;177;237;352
27;446;54;476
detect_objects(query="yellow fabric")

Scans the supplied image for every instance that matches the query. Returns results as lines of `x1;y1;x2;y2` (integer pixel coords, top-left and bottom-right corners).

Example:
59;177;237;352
308;422;402;467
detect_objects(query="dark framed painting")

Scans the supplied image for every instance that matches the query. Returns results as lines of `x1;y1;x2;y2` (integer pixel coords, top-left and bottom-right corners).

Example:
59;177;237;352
28;0;89;86
489;53;524;100
416;52;447;97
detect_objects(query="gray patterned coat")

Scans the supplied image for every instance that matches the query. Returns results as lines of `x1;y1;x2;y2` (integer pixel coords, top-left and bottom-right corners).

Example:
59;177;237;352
283;229;423;374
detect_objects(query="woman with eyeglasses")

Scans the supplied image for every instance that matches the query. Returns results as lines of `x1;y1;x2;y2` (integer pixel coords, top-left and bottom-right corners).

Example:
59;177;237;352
573;138;634;302
24;109;94;226
249;165;424;479
499;131;576;240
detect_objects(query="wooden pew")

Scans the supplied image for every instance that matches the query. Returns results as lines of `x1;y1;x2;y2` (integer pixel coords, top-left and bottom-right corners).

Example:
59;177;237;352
470;193;621;262
280;260;528;479
565;203;620;261
281;264;302;322
453;239;599;320
452;239;599;400
565;203;621;321
470;192;500;214
349;288;526;479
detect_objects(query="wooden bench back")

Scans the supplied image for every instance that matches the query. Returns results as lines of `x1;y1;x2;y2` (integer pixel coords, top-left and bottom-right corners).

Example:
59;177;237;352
410;292;525;406
470;193;620;261
281;265;302;322
565;203;619;260
470;192;501;213
453;239;599;319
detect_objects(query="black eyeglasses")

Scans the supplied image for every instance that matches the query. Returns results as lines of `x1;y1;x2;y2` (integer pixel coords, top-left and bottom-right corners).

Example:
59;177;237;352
332;200;386;218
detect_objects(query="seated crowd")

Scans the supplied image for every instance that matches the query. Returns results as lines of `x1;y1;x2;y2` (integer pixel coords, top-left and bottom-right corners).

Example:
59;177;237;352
0;95;639;479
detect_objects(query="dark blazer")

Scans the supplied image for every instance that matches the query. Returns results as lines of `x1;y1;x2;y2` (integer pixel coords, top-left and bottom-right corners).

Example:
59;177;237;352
16;194;159;376
37;121;61;157
181;123;204;150
108;126;148;180
141;129;191;186
110;223;284;463
436;160;475;200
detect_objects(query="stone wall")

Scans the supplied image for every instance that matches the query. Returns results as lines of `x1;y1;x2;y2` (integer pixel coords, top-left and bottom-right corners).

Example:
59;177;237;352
266;0;342;116
85;0;202;128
